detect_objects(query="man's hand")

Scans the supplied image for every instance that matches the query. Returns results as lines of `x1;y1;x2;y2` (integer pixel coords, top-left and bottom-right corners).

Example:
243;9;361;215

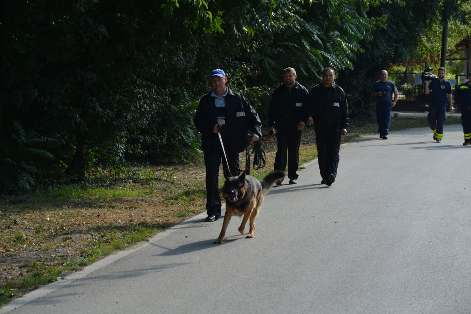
392;101;397;107
297;121;305;131
212;124;219;134
249;134;259;145
306;116;314;126
269;127;276;136
341;128;348;136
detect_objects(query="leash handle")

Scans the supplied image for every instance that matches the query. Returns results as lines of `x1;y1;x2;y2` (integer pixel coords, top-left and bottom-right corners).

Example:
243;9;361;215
217;132;232;177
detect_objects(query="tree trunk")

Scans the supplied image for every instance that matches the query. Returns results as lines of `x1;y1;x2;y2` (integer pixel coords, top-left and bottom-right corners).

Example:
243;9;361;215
440;1;450;68
67;137;86;182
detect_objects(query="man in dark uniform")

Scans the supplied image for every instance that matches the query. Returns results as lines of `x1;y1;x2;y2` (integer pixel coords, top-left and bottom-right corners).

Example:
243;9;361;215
373;70;398;139
268;67;309;185
455;76;471;146
308;67;349;186
194;69;262;222
424;67;453;143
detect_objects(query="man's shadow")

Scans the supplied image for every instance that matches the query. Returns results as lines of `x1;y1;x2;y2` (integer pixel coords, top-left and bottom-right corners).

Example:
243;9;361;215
269;183;328;195
411;144;471;150
152;236;243;256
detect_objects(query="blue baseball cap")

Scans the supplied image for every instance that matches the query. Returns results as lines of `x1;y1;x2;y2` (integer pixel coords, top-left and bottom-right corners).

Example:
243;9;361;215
210;68;226;78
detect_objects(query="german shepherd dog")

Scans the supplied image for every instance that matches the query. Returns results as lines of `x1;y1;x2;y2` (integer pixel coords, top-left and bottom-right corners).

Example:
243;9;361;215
216;171;285;244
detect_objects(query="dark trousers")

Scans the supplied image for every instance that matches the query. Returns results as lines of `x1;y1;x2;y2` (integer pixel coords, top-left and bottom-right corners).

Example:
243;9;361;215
428;106;446;135
203;145;239;217
274;128;302;180
376;103;392;136
461;105;471;138
315;127;341;180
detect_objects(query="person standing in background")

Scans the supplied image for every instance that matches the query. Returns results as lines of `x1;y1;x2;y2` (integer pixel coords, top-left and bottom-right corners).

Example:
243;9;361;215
373;70;398;140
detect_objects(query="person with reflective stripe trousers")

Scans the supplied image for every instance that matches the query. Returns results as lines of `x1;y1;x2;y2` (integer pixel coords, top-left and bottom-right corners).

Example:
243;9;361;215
455;75;471;146
194;69;262;222
424;67;453;143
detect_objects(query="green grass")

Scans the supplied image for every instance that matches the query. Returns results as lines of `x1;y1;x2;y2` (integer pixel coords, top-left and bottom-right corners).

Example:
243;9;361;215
164;187;206;205
175;209;195;218
79;226;156;264
25;166;161;203
34;185;153;202
0;262;62;306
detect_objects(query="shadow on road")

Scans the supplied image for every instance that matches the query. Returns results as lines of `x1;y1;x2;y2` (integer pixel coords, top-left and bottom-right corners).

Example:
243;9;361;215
269;183;328;195
27;293;82;306
23;263;188;307
75;264;187;283
358;140;432;147
152;239;225;256
411;144;471;150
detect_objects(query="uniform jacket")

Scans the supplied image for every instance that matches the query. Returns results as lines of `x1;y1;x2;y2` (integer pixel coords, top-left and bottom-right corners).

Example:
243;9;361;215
429;78;451;108
455;82;471;112
308;83;349;130
194;88;262;153
268;82;309;131
373;80;396;107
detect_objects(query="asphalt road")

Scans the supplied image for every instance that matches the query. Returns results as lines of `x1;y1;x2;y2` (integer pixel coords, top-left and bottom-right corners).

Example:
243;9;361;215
3;125;471;314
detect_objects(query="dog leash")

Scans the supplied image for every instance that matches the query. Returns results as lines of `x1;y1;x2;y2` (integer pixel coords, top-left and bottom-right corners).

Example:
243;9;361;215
245;141;266;175
218;131;266;177
217;132;233;177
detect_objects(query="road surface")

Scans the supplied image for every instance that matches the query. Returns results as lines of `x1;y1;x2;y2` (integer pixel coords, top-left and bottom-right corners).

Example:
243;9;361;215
3;125;471;314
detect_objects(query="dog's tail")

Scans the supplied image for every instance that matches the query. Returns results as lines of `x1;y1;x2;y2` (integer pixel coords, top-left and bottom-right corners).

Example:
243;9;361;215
262;170;285;193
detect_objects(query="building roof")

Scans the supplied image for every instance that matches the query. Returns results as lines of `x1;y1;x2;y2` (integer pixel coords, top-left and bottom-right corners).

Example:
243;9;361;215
456;36;471;49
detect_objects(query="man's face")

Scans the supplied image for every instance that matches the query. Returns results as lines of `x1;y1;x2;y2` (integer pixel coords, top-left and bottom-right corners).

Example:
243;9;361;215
380;70;388;82
322;69;335;87
438;68;445;79
210;76;227;95
282;71;296;87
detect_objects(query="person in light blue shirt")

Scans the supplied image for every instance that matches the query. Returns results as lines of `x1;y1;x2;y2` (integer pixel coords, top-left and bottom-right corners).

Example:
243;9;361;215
373;70;398;139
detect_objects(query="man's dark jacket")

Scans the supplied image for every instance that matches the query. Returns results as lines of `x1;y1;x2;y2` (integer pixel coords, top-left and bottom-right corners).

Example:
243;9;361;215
308;83;349;130
194;88;262;153
455;82;471;111
268;82;309;130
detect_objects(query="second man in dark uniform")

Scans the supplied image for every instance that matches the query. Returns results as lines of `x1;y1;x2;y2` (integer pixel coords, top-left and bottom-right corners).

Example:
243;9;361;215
308;67;349;186
268;67;309;185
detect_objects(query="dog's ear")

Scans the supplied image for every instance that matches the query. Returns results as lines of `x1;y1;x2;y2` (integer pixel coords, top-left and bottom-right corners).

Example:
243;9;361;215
238;171;246;182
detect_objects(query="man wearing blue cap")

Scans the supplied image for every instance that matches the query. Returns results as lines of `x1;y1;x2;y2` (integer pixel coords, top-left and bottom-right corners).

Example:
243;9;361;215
194;69;262;222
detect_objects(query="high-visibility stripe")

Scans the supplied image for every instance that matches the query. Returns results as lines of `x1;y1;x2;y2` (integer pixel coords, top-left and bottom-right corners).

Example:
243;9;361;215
436;133;444;139
432;129;437;135
464;133;471;139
